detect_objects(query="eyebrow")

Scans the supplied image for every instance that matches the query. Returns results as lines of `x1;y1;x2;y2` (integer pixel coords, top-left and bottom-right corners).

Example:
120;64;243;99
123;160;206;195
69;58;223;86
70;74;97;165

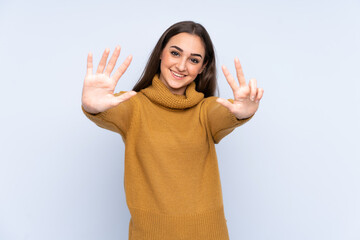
170;45;203;59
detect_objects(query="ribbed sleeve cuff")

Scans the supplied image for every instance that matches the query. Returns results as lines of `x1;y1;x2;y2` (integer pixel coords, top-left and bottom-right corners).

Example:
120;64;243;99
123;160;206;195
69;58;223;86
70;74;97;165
81;104;104;116
227;99;255;126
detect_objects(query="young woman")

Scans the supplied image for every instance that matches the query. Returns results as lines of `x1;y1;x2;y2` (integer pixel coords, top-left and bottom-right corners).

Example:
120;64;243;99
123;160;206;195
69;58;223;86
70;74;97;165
81;21;263;240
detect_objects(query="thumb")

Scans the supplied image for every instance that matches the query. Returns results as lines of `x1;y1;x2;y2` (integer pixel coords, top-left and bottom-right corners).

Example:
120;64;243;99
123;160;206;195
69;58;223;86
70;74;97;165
114;91;137;105
216;98;234;112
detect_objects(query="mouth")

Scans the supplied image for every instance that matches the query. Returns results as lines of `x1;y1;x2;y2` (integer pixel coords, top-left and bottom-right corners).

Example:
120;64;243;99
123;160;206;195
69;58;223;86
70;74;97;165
170;70;186;79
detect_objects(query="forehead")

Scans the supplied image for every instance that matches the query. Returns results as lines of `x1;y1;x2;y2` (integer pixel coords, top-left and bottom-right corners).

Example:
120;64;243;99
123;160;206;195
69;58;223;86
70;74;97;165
165;32;205;55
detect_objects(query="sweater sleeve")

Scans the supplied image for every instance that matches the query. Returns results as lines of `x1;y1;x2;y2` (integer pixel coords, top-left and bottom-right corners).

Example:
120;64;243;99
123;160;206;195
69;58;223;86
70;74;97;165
81;91;135;139
205;97;254;144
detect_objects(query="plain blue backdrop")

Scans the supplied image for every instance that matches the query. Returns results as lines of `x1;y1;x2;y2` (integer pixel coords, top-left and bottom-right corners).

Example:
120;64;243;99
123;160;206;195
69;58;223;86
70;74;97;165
0;0;359;239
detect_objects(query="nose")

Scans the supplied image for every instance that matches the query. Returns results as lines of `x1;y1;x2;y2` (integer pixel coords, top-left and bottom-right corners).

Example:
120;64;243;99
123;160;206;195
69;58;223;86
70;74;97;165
175;57;187;72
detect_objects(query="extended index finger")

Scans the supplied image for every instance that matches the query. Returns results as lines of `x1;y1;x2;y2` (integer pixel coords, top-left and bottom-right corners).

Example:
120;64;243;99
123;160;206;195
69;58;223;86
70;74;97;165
111;55;133;84
222;65;239;92
235;58;246;87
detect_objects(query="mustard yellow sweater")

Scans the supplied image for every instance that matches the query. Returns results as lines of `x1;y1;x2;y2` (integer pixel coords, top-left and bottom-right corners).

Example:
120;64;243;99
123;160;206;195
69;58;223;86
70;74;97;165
82;74;253;240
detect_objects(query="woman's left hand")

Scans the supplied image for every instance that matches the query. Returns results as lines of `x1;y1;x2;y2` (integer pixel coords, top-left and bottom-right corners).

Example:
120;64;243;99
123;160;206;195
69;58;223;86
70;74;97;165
216;58;264;120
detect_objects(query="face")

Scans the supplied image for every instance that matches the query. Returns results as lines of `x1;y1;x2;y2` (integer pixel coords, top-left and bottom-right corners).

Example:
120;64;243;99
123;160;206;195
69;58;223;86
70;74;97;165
159;32;206;95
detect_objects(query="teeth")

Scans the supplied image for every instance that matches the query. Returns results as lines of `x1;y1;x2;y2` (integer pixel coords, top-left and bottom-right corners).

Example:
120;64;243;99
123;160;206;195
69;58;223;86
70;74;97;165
172;71;185;78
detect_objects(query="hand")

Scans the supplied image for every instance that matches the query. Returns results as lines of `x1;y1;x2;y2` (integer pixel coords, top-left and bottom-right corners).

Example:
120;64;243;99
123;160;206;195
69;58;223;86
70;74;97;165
216;58;264;119
81;46;137;114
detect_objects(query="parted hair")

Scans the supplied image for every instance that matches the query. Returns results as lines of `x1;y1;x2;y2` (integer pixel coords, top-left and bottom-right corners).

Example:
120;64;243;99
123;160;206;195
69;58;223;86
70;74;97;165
132;21;217;97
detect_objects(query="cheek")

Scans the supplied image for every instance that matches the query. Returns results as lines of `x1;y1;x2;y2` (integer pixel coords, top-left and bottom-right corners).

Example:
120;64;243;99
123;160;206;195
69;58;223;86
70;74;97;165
160;53;172;67
188;64;203;75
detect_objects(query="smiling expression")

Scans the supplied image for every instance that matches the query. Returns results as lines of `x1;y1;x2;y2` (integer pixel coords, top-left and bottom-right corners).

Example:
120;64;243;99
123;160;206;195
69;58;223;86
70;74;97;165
159;32;206;95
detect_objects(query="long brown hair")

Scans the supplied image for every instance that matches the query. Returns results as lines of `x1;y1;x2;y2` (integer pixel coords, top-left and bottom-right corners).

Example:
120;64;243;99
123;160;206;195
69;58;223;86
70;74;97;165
132;21;217;97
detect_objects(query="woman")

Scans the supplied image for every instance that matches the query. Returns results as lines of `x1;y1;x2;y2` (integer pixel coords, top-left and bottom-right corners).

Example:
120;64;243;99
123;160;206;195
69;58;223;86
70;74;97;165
81;21;263;240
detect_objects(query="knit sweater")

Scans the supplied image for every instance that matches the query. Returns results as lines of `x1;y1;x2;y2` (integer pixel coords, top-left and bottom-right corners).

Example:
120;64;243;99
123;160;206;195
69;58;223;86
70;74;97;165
81;74;253;240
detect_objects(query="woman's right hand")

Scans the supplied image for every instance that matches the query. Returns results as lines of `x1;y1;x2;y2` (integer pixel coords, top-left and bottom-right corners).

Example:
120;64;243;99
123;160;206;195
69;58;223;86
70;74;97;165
81;46;137;114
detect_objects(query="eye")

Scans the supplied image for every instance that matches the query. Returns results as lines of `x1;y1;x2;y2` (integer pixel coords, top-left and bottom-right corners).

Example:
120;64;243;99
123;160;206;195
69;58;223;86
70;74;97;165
190;58;200;64
171;51;180;56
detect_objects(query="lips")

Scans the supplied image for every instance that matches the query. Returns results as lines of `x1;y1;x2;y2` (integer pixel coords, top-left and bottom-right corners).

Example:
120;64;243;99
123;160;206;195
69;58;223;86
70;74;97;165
170;70;186;79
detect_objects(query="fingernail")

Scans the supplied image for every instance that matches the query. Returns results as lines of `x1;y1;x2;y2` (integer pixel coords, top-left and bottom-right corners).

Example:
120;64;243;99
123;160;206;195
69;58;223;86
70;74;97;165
251;97;255;101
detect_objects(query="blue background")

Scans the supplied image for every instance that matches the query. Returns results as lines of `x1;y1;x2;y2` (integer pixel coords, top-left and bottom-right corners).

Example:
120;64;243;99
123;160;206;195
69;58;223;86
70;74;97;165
0;0;359;239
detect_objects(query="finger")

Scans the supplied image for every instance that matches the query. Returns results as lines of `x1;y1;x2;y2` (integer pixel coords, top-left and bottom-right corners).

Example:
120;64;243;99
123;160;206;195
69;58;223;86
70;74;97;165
221;65;239;92
216;97;234;112
104;45;121;76
96;48;110;74
255;88;264;103
114;91;137;104
86;52;93;76
249;78;257;101
111;55;133;83
234;58;247;87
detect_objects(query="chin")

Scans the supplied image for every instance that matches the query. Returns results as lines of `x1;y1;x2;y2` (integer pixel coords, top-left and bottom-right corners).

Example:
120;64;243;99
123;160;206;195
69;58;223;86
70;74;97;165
168;81;186;90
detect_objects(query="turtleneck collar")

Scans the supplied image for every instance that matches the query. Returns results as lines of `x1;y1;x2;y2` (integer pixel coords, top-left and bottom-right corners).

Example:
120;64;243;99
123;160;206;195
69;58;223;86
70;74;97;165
140;74;204;110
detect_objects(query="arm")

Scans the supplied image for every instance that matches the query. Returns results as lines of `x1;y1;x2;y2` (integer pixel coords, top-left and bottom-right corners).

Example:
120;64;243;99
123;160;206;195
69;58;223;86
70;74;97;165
81;46;137;136
206;97;254;144
208;57;264;143
216;57;264;120
81;91;135;137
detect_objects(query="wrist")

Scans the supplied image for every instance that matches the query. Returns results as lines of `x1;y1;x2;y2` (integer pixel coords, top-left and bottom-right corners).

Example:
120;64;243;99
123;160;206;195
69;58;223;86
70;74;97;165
82;105;100;115
235;113;254;120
